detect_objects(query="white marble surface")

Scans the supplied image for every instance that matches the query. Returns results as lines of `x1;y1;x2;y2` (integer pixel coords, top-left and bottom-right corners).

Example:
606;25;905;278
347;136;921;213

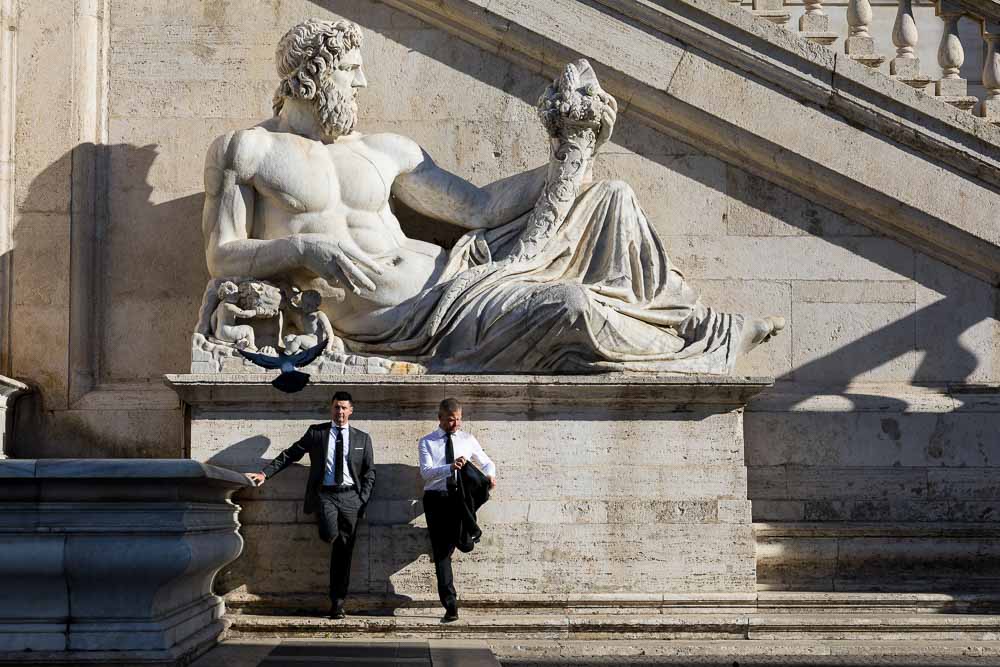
195;19;781;375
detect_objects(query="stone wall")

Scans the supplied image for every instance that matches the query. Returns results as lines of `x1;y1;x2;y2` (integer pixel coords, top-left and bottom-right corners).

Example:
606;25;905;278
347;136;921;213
174;376;763;603
4;0;999;590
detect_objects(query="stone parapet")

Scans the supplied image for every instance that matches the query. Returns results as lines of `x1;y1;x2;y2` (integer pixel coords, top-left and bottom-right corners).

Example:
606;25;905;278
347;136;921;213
0;459;249;665
167;373;771;608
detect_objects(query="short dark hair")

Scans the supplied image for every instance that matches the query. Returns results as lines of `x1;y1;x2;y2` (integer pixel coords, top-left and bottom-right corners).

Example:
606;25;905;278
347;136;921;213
438;397;462;414
331;391;353;404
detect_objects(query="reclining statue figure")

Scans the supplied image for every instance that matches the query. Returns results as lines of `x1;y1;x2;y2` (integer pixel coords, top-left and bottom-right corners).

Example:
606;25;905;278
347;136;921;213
200;18;783;373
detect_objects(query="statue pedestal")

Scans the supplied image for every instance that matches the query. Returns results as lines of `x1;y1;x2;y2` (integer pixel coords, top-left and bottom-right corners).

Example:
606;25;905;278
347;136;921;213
166;373;772;612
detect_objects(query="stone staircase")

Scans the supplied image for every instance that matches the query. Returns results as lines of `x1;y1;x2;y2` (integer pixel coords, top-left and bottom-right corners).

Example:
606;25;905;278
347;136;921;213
226;613;1000;663
379;0;1000;287
224;594;1000;663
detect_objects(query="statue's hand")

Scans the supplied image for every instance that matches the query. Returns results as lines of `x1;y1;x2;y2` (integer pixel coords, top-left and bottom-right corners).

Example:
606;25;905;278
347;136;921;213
300;237;384;294
595;91;618;150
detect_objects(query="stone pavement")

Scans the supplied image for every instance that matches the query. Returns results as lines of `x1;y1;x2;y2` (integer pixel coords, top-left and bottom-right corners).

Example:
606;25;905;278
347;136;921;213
191;639;500;667
191;637;1000;667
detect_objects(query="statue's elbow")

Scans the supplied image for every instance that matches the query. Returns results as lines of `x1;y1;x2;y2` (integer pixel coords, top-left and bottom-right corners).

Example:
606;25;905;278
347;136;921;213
205;247;231;278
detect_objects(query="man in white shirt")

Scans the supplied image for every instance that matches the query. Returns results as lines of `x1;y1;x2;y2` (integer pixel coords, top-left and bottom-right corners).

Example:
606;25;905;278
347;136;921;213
246;391;376;620
419;397;497;622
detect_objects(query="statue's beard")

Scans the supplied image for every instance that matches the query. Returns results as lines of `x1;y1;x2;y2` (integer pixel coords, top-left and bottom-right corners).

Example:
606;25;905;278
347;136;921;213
315;86;358;138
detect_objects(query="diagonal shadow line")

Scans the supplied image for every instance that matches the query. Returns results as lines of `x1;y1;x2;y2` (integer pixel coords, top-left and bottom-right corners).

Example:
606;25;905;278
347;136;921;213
773;295;985;411
304;0;996;390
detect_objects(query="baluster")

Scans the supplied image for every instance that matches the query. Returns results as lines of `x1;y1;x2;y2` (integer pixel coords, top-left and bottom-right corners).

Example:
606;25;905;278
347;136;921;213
891;0;931;90
845;0;886;67
752;0;790;26
799;0;837;45
935;1;976;110
980;20;1000;123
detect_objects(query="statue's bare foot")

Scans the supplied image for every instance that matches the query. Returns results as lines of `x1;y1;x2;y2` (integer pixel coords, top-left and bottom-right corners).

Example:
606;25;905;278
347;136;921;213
738;316;785;355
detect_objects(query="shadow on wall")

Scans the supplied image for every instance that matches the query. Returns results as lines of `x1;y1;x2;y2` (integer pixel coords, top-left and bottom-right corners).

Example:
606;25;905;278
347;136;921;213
11;142;203;458
301;0;996;394
209;434;432;611
300;0;1000;594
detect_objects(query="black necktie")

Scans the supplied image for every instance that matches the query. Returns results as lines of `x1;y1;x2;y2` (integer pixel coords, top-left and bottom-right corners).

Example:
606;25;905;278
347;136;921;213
334;427;345;485
445;431;456;489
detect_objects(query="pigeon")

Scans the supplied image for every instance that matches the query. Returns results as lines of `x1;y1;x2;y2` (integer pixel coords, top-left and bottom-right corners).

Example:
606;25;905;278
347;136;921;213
237;338;328;393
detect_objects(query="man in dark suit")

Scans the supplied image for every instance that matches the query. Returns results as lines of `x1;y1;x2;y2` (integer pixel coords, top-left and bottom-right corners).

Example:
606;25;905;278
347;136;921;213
246;391;375;619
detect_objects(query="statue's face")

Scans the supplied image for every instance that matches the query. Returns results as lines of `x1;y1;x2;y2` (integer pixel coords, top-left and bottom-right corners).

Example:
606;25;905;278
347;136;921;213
316;47;367;139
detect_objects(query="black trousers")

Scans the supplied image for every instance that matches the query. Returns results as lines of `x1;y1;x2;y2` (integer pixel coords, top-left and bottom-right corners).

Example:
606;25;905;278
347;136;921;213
423;490;461;609
317;488;362;604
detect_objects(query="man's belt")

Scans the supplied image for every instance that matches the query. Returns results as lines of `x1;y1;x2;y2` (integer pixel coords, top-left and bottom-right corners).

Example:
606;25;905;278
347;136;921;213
320;484;357;492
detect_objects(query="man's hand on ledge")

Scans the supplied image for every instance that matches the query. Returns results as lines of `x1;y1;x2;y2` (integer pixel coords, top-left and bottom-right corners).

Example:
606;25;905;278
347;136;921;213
245;472;266;486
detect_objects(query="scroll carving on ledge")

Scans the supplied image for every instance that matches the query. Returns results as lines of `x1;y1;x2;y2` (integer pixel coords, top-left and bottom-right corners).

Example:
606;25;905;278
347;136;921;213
192;18;783;376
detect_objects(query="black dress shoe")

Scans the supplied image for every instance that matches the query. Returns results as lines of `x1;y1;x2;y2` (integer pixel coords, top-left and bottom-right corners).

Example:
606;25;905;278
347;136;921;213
329;604;346;620
441;606;459;623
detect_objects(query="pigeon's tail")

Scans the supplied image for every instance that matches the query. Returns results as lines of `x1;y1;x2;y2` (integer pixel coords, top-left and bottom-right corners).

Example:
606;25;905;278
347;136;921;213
272;370;310;393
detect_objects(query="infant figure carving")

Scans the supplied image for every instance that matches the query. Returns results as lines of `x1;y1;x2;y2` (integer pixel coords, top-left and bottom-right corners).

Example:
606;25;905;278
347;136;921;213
192;18;783;375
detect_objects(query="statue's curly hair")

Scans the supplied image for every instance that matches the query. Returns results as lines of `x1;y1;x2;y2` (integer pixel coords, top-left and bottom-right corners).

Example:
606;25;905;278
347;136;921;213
272;18;364;116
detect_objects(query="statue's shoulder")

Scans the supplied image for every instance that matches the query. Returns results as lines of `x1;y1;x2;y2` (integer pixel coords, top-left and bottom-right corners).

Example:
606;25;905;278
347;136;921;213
359;132;425;172
206;125;278;170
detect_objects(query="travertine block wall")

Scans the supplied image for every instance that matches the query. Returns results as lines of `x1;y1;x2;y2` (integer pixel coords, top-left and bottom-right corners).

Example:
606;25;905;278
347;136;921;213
193;394;757;598
5;0;1000;590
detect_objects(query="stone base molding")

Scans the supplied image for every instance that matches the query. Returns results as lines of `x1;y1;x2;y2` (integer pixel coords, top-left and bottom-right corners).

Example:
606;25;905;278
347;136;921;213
0;459;249;664
166;373;772;603
757;521;1000;592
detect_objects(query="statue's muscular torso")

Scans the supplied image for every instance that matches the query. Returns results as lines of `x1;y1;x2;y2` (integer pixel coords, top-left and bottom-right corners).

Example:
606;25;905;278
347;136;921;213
231;125;449;334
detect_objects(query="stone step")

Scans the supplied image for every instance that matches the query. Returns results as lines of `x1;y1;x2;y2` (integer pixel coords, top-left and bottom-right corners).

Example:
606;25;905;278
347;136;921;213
495;639;1000;665
197;636;1000;667
228;611;1000;642
227;591;1000;616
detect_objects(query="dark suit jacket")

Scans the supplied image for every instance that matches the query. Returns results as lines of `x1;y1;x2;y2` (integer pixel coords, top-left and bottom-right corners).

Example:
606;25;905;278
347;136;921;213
454;462;491;553
261;423;375;516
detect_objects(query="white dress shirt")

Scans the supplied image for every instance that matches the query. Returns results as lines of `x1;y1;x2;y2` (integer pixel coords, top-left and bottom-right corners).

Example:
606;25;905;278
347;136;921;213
419;428;495;492
322;423;354;486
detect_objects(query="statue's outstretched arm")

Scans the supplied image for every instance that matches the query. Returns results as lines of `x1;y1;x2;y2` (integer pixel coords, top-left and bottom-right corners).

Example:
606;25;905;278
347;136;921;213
387;136;547;230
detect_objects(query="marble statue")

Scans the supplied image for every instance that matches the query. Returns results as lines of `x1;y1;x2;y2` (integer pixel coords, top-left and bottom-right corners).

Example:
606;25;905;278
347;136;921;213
282;288;342;356
210;280;258;351
196;18;783;374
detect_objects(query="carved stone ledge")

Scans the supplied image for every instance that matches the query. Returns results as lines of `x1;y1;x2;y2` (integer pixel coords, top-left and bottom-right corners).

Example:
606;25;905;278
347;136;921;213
939;95;980;111
165;373;774;409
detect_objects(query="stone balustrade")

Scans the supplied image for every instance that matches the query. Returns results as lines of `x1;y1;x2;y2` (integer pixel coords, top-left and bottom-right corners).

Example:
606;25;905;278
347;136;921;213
733;0;1000;122
0;459;249;665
